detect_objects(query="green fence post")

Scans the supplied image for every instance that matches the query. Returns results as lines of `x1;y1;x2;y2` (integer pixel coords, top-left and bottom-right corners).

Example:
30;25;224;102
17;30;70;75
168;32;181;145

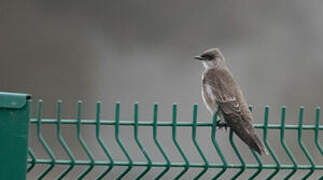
0;92;31;180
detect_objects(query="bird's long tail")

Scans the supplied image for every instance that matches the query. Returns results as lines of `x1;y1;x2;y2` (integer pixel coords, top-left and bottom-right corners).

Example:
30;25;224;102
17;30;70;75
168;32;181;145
232;124;268;155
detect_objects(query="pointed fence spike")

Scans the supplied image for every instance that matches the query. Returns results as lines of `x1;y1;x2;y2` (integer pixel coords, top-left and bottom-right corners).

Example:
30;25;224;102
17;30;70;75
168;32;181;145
153;103;171;179
56;101;75;179
248;105;263;180
263;106;281;179
192;104;209;180
133;103;152;179
298;107;315;179
210;111;227;179
115;102;133;180
171;104;190;179
76;101;95;179
280;106;298;179
36;100;56;179
96;101;114;179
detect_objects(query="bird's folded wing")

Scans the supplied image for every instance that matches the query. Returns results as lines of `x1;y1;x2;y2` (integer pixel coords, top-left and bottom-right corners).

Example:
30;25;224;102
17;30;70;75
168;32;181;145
205;69;242;116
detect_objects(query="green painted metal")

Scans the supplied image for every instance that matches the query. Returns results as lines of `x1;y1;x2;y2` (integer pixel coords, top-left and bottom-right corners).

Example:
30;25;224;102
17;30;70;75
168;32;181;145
96;101;114;179
211;112;227;179
280;106;298;179
1;92;323;179
27;101;323;179
134;103;152;179
27;148;36;173
76;101;95;179
37;100;56;179
0;92;30;108
192;104;209;180
56;100;75;179
315;107;323;155
24;159;323;169
298;107;315;180
153;103;170;179
263;106;281;179
0;92;30;180
229;129;245;179
26;102;323;179
247;105;263;180
115;102;133;180
172;104;190;179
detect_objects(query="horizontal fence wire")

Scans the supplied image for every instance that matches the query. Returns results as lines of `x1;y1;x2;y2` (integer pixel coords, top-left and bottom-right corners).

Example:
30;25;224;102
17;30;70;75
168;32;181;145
27;100;323;179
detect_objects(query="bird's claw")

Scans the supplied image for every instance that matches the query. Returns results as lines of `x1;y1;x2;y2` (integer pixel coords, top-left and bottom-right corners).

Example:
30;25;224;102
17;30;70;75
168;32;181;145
216;120;228;130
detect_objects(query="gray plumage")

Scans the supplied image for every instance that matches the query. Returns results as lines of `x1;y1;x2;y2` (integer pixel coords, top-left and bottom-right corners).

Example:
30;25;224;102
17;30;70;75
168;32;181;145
195;48;268;155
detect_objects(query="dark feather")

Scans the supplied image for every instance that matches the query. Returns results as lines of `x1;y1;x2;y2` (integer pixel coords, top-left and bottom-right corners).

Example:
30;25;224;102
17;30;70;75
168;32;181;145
203;67;267;155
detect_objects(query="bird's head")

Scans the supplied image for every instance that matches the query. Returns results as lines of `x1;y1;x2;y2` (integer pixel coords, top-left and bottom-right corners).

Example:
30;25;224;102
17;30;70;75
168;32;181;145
194;48;225;68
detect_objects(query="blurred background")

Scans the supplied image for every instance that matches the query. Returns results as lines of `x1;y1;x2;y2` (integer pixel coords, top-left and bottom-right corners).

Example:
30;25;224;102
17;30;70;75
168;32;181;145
1;0;323;179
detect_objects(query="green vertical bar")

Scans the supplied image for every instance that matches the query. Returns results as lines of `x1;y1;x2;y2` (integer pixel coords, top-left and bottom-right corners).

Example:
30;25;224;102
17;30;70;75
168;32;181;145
37;100;56;180
152;103;170;179
211;111;227;179
280;106;297;179
133;103;152;179
249;151;262;180
192;104;209;180
27;100;36;173
171;104;189;180
0;92;31;180
263;106;280;179
298;107;315;180
172;104;189;179
115;102;133;180
229;129;245;180
56;100;75;179
248;105;263;180
314;107;323;155
76;101;95;180
96;101;114;179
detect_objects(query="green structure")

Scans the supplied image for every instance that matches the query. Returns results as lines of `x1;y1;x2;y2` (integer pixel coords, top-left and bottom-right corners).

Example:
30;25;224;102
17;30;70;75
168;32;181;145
0;92;30;180
0;91;322;179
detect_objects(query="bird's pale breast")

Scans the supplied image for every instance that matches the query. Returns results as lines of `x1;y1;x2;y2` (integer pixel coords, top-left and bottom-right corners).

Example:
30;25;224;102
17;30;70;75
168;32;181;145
201;73;218;114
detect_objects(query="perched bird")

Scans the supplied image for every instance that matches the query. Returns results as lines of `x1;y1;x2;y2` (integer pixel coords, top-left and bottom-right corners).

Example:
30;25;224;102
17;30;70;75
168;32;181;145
195;48;268;155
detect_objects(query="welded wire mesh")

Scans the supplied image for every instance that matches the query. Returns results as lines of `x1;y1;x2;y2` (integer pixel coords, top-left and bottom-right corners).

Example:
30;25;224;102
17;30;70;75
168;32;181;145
27;100;323;179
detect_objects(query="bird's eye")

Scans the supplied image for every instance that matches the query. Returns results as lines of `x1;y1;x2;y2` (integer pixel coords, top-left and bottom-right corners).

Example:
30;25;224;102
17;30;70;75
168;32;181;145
201;54;214;60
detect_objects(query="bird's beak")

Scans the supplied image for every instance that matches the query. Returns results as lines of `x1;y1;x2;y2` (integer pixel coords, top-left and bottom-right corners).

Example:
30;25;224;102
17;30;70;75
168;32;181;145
194;55;204;61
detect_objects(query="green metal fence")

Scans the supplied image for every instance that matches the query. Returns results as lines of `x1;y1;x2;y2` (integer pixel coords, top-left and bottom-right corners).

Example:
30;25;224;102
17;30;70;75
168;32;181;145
0;92;322;179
